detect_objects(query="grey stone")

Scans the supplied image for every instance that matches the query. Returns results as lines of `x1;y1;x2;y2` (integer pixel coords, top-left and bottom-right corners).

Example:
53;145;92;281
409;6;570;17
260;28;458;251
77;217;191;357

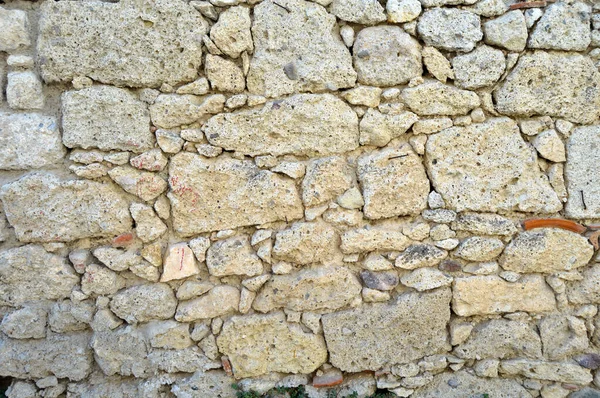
452;45;505;90
417;8;483;52
500;359;592;385
0;6;29;52
6;72;44;110
48;300;93;333
483;10;528;52
565;126;600;218
172;371;237;397
540;315;589;360
451;212;517;236
455;237;504;262
1;306;47;339
205;55;245;93
395;244;447;270
412;370;530;398
528;2;591;51
272;222;337;265
206;235;264;277
91;326;151;378
360;270;399;291
110;284;177;324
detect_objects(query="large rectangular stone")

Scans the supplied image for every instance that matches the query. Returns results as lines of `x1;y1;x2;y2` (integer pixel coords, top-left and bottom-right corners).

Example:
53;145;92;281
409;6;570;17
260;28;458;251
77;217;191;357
322;288;451;372
168;153;303;235
565;125;600;218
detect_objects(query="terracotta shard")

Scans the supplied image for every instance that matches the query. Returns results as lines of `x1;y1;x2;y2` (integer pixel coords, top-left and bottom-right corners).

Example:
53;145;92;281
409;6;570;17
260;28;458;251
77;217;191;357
522;219;587;234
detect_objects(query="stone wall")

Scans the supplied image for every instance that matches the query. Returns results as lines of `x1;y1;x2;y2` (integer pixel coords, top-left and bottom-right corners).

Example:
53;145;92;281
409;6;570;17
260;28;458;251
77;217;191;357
0;0;600;397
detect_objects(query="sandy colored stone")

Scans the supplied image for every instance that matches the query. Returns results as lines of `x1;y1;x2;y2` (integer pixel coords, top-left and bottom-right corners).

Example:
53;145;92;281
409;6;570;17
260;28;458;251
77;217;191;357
247;0;356;97
412;370;529;398
395;244;447;269
341;227;411;253
401;80;480;116
528;2;591;51
500;228;593;274
400;267;452;291
341;86;382;107
108;166;168;202
302;156;355;207
1;306;47;339
143;320;192;350
206;236;263;277
386;0;421;23
565;126;600;218
92;247;142;272
81;264;125;296
358;145;429;219
210;6;253;58
494;52;600;124
253;266;362;312
168;153;302;235
204;94;358;157
453;275;556;316
130;203;167;243
452;45;505;90
0;112;65;170
331;0;385;24
175;285;240;322
422;46;454;83
483;10;528;52
451;212;517;236
426;118;561;213
38;0;206;87
359;109;418;147
161;243;200;282
567;265;600;304
205;55;245;93
172;371;237;398
322;288;451;372
217;312;327;378
6;71;44;110
533;129;565;162
455;237;504;262
540;315;588;361
110;284;177;324
500;359;592;385
272;222;337;265
1;173;131;242
0;7;29;52
417;8;482;52
353;26;422;87
149;94;225;129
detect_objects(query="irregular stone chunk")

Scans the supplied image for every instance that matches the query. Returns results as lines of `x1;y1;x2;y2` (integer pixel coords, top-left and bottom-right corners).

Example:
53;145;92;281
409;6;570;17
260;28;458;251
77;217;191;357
161;243;199;282
253;266;361;312
322;288;451;372
360;270;398;291
533;129;565;162
110;284;177;324
353;26;422;87
565;126;600;218
483;10;528;52
144;320;193;350
210;6;253;58
61;86;152;153
453;275;556;316
0;112;65;170
168;153;302;235
528;2;591;51
205;55;245;93
358;146;429;219
540;315;588;360
500;359;592;385
494;52;600;124
567;265;600;304
6;71;44;110
81;264;125;296
149;94;225;129
1;306;47;339
359;109;418;147
451;212;517;236
417;8;482;52
272;222;337;265
48;300;93;333
426;118;561;213
206;236;263;277
422;46;454;84
1;173;131;242
38;0;206;87
400;268;452;291
247;0;356;97
130;203;167;243
204;94;358;157
93;247;140;272
91;326;150;377
302;157;355;207
108;166;167;202
401;81;480;116
454;319;542;360
412;370;530;398
148;347;220;374
395;244;447;269
387;0;421;23
217;312;327;378
331;0;386;24
341;228;411;253
175;285;240;322
172;371;237;398
452;45;505;90
456;237;504;262
0;7;29;52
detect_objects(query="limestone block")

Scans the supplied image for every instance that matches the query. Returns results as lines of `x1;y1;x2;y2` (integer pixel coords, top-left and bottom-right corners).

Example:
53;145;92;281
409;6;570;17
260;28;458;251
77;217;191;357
528;2;591;51
302;156;355;207
0;7;29;52
412;370;530;398
567;265;600;304
172;371;237;397
539;315;589;360
175;285;240;322
341;227;411;253
1;306;47;339
205;55;245;93
110;284;177;324
161;243;199;282
108;166;168;202
417;8;482;52
452;45;505;90
209;6;253;58
451;212;517;236
6;72;44;110
455;237;504;262
395;244;447;269
206;236;263;276
483;10;528;52
565;126;600;218
331;0;386;24
500;359;592;385
149;94;225;129
401;80;480;116
359;109;418;147
400;268;452;291
422;46;453;83
272;222;337;265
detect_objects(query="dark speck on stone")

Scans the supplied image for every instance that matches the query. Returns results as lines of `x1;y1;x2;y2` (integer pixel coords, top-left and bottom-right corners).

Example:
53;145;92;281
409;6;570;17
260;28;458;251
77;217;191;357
575;353;600;369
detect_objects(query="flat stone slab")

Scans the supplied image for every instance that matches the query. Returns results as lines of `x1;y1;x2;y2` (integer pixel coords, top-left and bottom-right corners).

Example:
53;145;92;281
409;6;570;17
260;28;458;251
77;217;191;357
565;125;600;218
412;370;530;398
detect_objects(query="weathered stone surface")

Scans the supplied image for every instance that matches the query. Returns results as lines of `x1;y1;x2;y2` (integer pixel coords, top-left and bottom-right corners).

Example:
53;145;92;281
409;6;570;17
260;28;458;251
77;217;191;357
38;0;206;87
168;153;302;235
341;228;411;253
205;55;245;93
453;275;556;316
395;244;447;269
331;0;386;24
425;118;561;213
358;146;429;219
400;268;452;291
565;126;600;218
417;8;482;52
0;245;78;307
322;288;451;372
452;45;505;90
217;312;327;378
422;46;454;83
272;222;337;265
455;237;504;262
401;81;480;116
352;26;422;87
144;320;192;350
451;212;516;236
359;109;418;147
206;235;263;276
130;204;167;243
483;10;528;52
149;94;225;129
48;300;93;333
172;371;237;398
0;112;64;170
1;306;47;339
500;359;593;385
175;285;240;322
532;129;565;162
567;265;600;304
528;2;591;51
0;332;92;381
81;264;125;296
91;326;150;378
247;0;356;97
387;0;421;23
500;228;593;274
454;319;542;360
540;315;589;360
412;370;530;398
253;266;361;312
494;52;600;124
0;7;29;52
302;157;355;207
110;284;177;324
210;6;253;58
204;94;358;157
6;71;44;110
61;86;153;153
108;166;168;202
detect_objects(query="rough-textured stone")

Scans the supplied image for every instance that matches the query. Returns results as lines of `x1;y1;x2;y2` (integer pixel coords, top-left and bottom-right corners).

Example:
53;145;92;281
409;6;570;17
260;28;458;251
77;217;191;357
565;126;600;218
0;112;65;170
417;8;482;52
451;212;516;236
395;244;447;269
453;275;556;316
90;327;150;378
1;306;47;339
359;109;418;147
204;94;358;157
528;2;591;51
358;146;429;219
483;10;528;52
540;315;589;360
217;312;328;378
272;222;337;265
48;300;93;333
387;0;421;23
206;235;263;276
341;228;411;253
412;370;530;398
172;371;237;397
38;0;206;87
253;266;362;312
6;72;44;110
108;166;168;202
425;118;561;213
149;94;225;129
455;237;504;262
400;267;452;291
352;26;422;87
0;6;29;52
110;284;177;324
81;264;125;296
322;288;451;372
500;359;593;385
168;153;303;235
302;157;355;207
210;6;253;58
452;45;505;90
401;81;480;116
422;46;454;83
160;243;199;282
533;129;565;162
494;52;600;124
175;285;240;322
205;55;245;93
247;0;356;97
331;0;386;25
500;229;593;274
567;265;600;304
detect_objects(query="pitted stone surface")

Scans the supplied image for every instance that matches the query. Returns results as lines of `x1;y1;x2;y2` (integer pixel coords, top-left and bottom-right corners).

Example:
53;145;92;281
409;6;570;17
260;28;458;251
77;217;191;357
272;222;338;265
0;7;30;52
401;81;480;116
417;8;482;52
528;2;591;51
206;235;264;276
412;370;530;398
110;284;177;324
565;126;600;218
